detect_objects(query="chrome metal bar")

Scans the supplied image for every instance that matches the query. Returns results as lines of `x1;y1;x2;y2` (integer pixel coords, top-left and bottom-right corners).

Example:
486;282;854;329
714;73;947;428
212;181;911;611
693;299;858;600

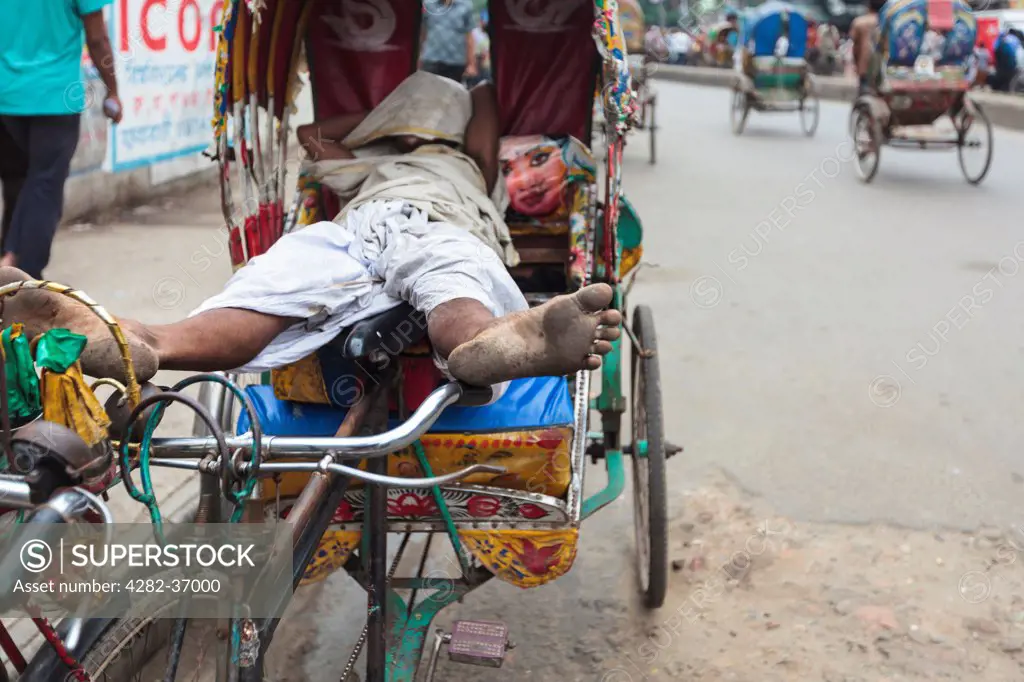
148;458;506;489
252;462;505;489
147;382;465;459
148;459;205;471
0;476;34;509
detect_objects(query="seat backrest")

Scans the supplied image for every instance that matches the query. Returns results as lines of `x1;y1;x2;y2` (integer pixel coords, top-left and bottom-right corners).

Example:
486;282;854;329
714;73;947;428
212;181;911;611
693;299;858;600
304;0;422;221
490;0;598;141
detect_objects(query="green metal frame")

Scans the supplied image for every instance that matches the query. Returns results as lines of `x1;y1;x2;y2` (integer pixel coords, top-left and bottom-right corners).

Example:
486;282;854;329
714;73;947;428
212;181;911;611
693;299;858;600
385;580;483;681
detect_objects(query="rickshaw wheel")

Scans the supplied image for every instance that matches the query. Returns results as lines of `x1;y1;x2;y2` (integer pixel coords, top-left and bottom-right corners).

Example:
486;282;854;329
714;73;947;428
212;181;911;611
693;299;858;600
852;105;881;183
800;95;820;137
957;100;993;185
630;304;668;610
730;89;749;135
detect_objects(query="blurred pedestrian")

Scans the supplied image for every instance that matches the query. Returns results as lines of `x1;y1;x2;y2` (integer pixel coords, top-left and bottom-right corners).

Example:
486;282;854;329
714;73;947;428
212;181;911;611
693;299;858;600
989;28;1024;92
667;28;694;65
818;23;839;74
466;13;491;87
646;25;669;62
420;0;478;84
0;0;121;279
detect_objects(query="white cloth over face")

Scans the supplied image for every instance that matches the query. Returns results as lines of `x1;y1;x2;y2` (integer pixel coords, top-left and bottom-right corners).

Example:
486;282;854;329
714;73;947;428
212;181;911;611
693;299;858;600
191;201;528;387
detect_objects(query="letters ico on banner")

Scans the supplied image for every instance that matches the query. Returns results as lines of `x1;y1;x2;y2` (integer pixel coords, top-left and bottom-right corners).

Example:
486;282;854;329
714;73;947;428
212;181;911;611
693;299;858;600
108;0;221;171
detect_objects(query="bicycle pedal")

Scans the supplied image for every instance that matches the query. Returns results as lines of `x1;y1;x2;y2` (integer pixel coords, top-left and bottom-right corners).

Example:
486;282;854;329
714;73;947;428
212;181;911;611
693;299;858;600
446;620;512;668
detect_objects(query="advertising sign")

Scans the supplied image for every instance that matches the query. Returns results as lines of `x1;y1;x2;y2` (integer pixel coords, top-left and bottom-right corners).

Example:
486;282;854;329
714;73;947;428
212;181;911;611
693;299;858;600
108;0;223;171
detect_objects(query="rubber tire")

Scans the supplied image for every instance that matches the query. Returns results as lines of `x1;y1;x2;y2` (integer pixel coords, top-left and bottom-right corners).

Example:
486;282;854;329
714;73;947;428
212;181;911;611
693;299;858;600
630;304;668;610
800;95;820;137
731;89;749;135
957;101;993;186
852;105;882;183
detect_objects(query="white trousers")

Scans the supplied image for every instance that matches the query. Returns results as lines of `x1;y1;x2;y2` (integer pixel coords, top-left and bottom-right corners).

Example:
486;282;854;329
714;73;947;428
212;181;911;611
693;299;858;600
193;200;528;382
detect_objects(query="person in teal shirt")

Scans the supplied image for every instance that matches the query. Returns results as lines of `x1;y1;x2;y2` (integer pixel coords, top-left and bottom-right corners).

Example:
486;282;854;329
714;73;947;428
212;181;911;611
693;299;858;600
0;0;121;278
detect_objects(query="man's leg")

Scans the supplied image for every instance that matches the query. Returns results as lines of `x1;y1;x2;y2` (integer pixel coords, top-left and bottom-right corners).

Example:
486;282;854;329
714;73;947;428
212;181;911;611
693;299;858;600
0;121;28;254
376;216;621;386
0;265;297;383
2;115;81;278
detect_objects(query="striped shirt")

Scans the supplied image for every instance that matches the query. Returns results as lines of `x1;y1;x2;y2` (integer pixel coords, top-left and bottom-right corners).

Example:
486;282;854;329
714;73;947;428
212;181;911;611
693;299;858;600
421;0;476;67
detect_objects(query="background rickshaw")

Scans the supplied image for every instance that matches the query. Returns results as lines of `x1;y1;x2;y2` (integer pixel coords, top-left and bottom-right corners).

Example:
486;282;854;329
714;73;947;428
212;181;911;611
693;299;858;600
609;0;658;163
731;1;821;136
11;0;678;681
850;0;993;183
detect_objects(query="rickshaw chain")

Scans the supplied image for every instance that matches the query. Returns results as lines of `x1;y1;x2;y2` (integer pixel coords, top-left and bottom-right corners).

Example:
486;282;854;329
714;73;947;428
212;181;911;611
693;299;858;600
339;533;411;682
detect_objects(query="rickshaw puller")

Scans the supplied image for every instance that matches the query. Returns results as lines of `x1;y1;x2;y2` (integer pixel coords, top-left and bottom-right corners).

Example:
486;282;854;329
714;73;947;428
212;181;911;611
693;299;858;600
851;0;887;95
0;72;621;394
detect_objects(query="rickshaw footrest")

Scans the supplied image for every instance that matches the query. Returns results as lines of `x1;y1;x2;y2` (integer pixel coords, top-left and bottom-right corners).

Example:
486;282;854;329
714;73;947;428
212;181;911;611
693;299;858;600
447;620;511;668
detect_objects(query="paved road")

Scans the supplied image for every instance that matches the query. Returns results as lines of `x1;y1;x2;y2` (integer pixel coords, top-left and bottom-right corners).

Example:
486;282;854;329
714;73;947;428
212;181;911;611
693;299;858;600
38;81;1024;680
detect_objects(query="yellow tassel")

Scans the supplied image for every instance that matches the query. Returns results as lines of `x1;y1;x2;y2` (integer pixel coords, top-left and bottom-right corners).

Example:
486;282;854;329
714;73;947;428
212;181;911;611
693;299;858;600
41;363;112;447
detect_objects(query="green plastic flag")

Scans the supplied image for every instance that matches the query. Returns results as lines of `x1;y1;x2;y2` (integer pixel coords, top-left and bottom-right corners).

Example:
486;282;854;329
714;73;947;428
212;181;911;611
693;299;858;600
1;326;41;422
35;328;88;374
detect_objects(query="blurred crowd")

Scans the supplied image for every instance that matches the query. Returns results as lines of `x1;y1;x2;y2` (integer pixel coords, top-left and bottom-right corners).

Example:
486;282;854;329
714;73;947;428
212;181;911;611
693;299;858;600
643;19;854;77
642;13;1024;94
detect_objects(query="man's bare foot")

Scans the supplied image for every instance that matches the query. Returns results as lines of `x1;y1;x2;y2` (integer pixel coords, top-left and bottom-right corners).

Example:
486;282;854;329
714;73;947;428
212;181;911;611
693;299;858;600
446;283;622;386
0;267;159;383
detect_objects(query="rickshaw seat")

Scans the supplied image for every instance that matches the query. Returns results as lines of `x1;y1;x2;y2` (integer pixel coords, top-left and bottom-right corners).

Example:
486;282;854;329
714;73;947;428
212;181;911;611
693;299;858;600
240;376;572;435
238;375;576;497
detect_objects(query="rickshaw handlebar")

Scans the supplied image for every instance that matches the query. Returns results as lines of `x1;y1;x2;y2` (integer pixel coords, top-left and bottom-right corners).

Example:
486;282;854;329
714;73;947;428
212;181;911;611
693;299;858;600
147;381;486;460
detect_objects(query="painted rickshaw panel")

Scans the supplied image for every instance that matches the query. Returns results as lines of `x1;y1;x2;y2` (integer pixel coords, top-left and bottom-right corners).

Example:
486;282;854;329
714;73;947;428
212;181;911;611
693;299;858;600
878;0;976;67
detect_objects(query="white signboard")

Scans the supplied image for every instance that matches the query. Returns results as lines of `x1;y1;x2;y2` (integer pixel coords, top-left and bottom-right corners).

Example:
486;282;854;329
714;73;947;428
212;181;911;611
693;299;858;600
108;0;222;172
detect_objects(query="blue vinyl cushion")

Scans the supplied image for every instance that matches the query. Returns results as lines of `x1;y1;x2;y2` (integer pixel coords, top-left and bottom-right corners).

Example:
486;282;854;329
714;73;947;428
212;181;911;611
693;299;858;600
237;376;574;436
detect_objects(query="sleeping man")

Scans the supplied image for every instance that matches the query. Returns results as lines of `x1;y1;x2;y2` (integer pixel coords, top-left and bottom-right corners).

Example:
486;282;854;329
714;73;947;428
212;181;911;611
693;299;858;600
0;71;620;397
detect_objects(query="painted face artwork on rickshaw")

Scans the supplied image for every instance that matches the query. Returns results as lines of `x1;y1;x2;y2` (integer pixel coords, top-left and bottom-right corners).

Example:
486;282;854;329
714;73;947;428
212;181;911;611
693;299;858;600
500;137;568;218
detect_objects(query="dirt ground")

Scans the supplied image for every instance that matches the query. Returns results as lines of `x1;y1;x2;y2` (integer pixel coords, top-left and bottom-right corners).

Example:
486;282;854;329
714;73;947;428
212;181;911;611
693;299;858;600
599;472;1024;682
